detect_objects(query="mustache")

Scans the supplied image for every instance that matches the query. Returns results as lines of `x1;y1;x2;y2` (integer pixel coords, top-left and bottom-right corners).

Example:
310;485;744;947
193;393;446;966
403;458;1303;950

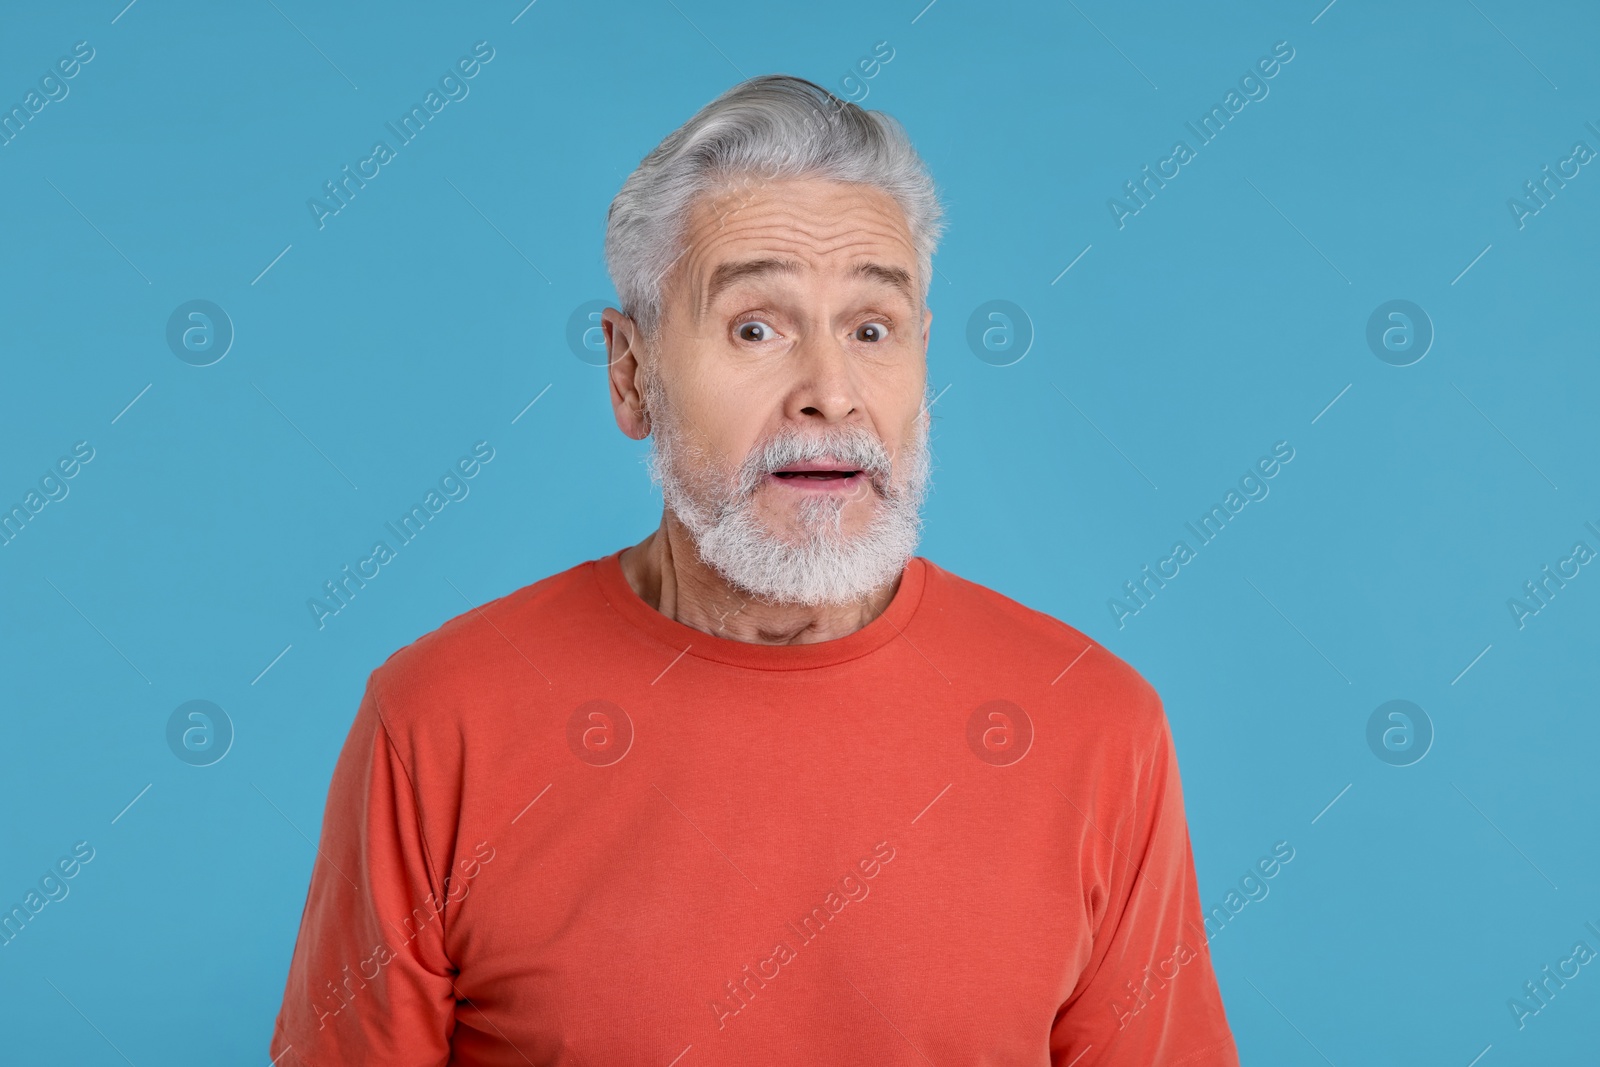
733;429;896;494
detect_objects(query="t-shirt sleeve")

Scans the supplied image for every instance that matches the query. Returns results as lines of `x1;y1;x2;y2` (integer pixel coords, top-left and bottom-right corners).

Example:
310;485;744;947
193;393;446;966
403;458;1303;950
1049;699;1239;1066
268;673;458;1066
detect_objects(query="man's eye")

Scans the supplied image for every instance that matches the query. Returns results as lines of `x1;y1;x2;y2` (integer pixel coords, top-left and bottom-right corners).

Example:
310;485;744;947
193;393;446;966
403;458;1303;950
735;320;775;342
855;321;889;343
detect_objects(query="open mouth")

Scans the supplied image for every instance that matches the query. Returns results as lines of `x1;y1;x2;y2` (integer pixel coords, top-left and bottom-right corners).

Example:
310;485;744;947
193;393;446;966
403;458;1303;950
771;470;860;481
764;454;875;494
766;462;870;493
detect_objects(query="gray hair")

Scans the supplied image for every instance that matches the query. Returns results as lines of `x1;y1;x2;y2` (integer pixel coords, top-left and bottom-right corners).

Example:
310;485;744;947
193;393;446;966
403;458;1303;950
603;74;945;342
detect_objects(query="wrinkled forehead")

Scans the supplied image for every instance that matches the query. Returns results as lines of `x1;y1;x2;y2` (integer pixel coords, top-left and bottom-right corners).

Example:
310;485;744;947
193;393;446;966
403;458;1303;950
666;178;921;327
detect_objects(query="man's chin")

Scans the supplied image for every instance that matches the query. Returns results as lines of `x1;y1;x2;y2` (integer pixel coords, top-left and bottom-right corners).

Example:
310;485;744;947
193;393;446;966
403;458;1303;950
764;481;882;520
758;508;879;548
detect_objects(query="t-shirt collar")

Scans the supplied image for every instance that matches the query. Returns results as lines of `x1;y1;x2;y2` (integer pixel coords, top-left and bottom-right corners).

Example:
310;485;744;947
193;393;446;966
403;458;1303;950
591;546;928;671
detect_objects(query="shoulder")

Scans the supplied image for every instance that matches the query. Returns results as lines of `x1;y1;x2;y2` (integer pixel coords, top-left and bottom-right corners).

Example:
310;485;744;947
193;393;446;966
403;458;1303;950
364;554;600;733
919;556;1168;742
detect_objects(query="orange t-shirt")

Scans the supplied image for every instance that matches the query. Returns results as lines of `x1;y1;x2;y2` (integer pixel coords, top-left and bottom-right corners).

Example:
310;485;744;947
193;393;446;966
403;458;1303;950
269;549;1238;1066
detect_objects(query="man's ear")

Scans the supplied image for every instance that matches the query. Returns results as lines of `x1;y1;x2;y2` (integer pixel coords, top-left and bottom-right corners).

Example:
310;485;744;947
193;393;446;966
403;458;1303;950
920;304;933;351
603;307;650;441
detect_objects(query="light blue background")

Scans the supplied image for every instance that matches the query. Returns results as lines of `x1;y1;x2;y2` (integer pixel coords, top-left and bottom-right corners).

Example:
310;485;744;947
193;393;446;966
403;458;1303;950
2;0;1596;1063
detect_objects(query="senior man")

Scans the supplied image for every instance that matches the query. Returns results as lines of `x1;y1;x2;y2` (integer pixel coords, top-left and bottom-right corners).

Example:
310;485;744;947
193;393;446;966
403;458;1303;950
270;75;1239;1065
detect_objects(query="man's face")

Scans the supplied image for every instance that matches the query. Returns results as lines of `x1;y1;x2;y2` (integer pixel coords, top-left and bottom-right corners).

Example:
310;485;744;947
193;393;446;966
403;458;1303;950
619;176;935;605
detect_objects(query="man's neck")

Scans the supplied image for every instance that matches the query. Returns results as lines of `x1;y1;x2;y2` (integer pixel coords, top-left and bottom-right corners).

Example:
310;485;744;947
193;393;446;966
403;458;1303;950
617;517;902;645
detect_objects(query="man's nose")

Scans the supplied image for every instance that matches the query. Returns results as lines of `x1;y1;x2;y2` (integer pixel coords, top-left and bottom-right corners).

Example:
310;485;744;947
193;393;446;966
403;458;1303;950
790;327;861;423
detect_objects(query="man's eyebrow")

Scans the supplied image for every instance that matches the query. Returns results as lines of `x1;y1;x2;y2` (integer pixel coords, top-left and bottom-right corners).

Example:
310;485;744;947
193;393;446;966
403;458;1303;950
698;258;920;319
700;257;801;318
850;262;917;307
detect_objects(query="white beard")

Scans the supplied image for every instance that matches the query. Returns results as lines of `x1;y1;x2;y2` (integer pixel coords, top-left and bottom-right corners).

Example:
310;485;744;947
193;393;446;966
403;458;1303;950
641;369;934;607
